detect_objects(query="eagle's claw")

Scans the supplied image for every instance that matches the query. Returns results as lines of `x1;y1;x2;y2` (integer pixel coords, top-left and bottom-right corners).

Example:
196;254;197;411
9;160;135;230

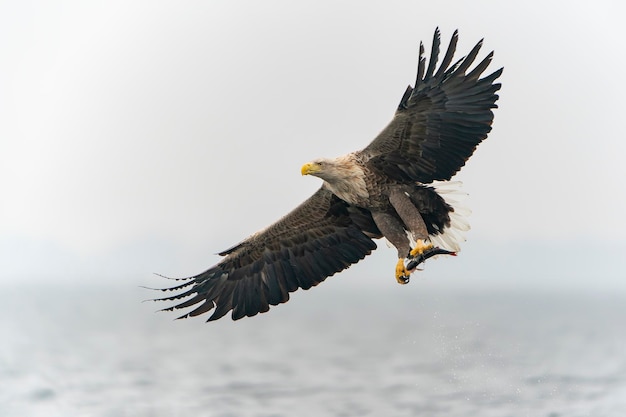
395;258;411;284
409;239;434;257
395;245;457;285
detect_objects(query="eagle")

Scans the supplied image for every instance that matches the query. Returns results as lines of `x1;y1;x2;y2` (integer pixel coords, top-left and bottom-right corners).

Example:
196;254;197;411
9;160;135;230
154;29;502;321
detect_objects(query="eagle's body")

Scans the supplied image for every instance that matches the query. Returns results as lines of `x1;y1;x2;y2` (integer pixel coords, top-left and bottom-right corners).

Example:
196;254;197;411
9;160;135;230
156;29;502;321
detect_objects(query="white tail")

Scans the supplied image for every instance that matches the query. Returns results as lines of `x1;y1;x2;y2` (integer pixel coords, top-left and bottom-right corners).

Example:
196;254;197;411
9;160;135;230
426;181;471;253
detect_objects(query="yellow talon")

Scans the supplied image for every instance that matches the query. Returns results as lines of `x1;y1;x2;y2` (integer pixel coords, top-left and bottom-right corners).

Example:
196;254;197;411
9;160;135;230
395;258;410;285
409;239;433;257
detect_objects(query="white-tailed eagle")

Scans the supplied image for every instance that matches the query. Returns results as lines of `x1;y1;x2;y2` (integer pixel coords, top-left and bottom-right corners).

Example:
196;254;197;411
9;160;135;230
155;29;502;321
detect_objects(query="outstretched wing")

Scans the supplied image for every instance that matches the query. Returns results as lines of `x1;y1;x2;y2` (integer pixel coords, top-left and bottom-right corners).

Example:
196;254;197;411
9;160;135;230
155;188;381;321
362;28;502;182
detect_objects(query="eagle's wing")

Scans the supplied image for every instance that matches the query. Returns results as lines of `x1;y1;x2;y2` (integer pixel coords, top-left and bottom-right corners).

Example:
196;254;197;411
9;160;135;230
362;29;502;182
155;187;380;321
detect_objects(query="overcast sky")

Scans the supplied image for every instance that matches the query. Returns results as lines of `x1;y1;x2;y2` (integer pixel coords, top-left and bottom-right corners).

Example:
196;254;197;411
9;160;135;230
1;1;625;292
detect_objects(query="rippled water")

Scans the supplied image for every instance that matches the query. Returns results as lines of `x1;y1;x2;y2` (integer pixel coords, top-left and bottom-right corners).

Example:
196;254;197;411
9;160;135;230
1;283;625;416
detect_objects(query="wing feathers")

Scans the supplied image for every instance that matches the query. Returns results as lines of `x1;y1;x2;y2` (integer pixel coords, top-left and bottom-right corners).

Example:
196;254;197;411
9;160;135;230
453;38;483;75
434;30;458;80
414;42;426;90
187;300;215;318
397;85;413;110
466;51;494;81
154;188;379;321
363;29;502;182
424;28;441;81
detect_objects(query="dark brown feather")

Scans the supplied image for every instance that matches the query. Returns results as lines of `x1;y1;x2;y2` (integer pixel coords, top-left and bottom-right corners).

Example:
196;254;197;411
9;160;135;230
362;29;502;183
155;188;380;321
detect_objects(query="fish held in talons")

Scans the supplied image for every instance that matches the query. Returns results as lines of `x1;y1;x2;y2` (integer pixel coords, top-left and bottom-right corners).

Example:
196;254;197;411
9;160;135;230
396;246;457;284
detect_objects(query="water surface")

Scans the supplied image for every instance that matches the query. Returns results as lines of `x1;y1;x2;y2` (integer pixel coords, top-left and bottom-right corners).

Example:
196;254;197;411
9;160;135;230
1;283;625;416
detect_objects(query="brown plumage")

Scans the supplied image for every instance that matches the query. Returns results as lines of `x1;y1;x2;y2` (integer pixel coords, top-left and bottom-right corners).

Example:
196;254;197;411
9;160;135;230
154;29;502;321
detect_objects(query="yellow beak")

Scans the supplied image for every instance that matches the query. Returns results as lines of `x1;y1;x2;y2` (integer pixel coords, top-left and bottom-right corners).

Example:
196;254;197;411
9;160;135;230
301;162;320;176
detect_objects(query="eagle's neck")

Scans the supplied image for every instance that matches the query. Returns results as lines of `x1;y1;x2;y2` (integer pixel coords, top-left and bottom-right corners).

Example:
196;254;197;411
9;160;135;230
322;155;369;205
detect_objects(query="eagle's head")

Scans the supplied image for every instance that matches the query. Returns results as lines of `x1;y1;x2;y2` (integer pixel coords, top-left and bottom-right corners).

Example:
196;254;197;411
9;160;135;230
301;155;368;204
301;157;351;183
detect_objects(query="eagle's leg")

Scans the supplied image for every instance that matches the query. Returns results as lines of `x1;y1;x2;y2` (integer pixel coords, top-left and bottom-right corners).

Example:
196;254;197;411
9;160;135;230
388;189;433;259
370;211;413;284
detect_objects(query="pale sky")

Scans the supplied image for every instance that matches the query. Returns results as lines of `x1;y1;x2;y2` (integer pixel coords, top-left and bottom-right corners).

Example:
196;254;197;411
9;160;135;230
1;1;625;291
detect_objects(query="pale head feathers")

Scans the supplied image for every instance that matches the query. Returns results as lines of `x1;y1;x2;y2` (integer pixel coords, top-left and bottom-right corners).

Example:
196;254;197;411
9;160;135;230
301;154;369;204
